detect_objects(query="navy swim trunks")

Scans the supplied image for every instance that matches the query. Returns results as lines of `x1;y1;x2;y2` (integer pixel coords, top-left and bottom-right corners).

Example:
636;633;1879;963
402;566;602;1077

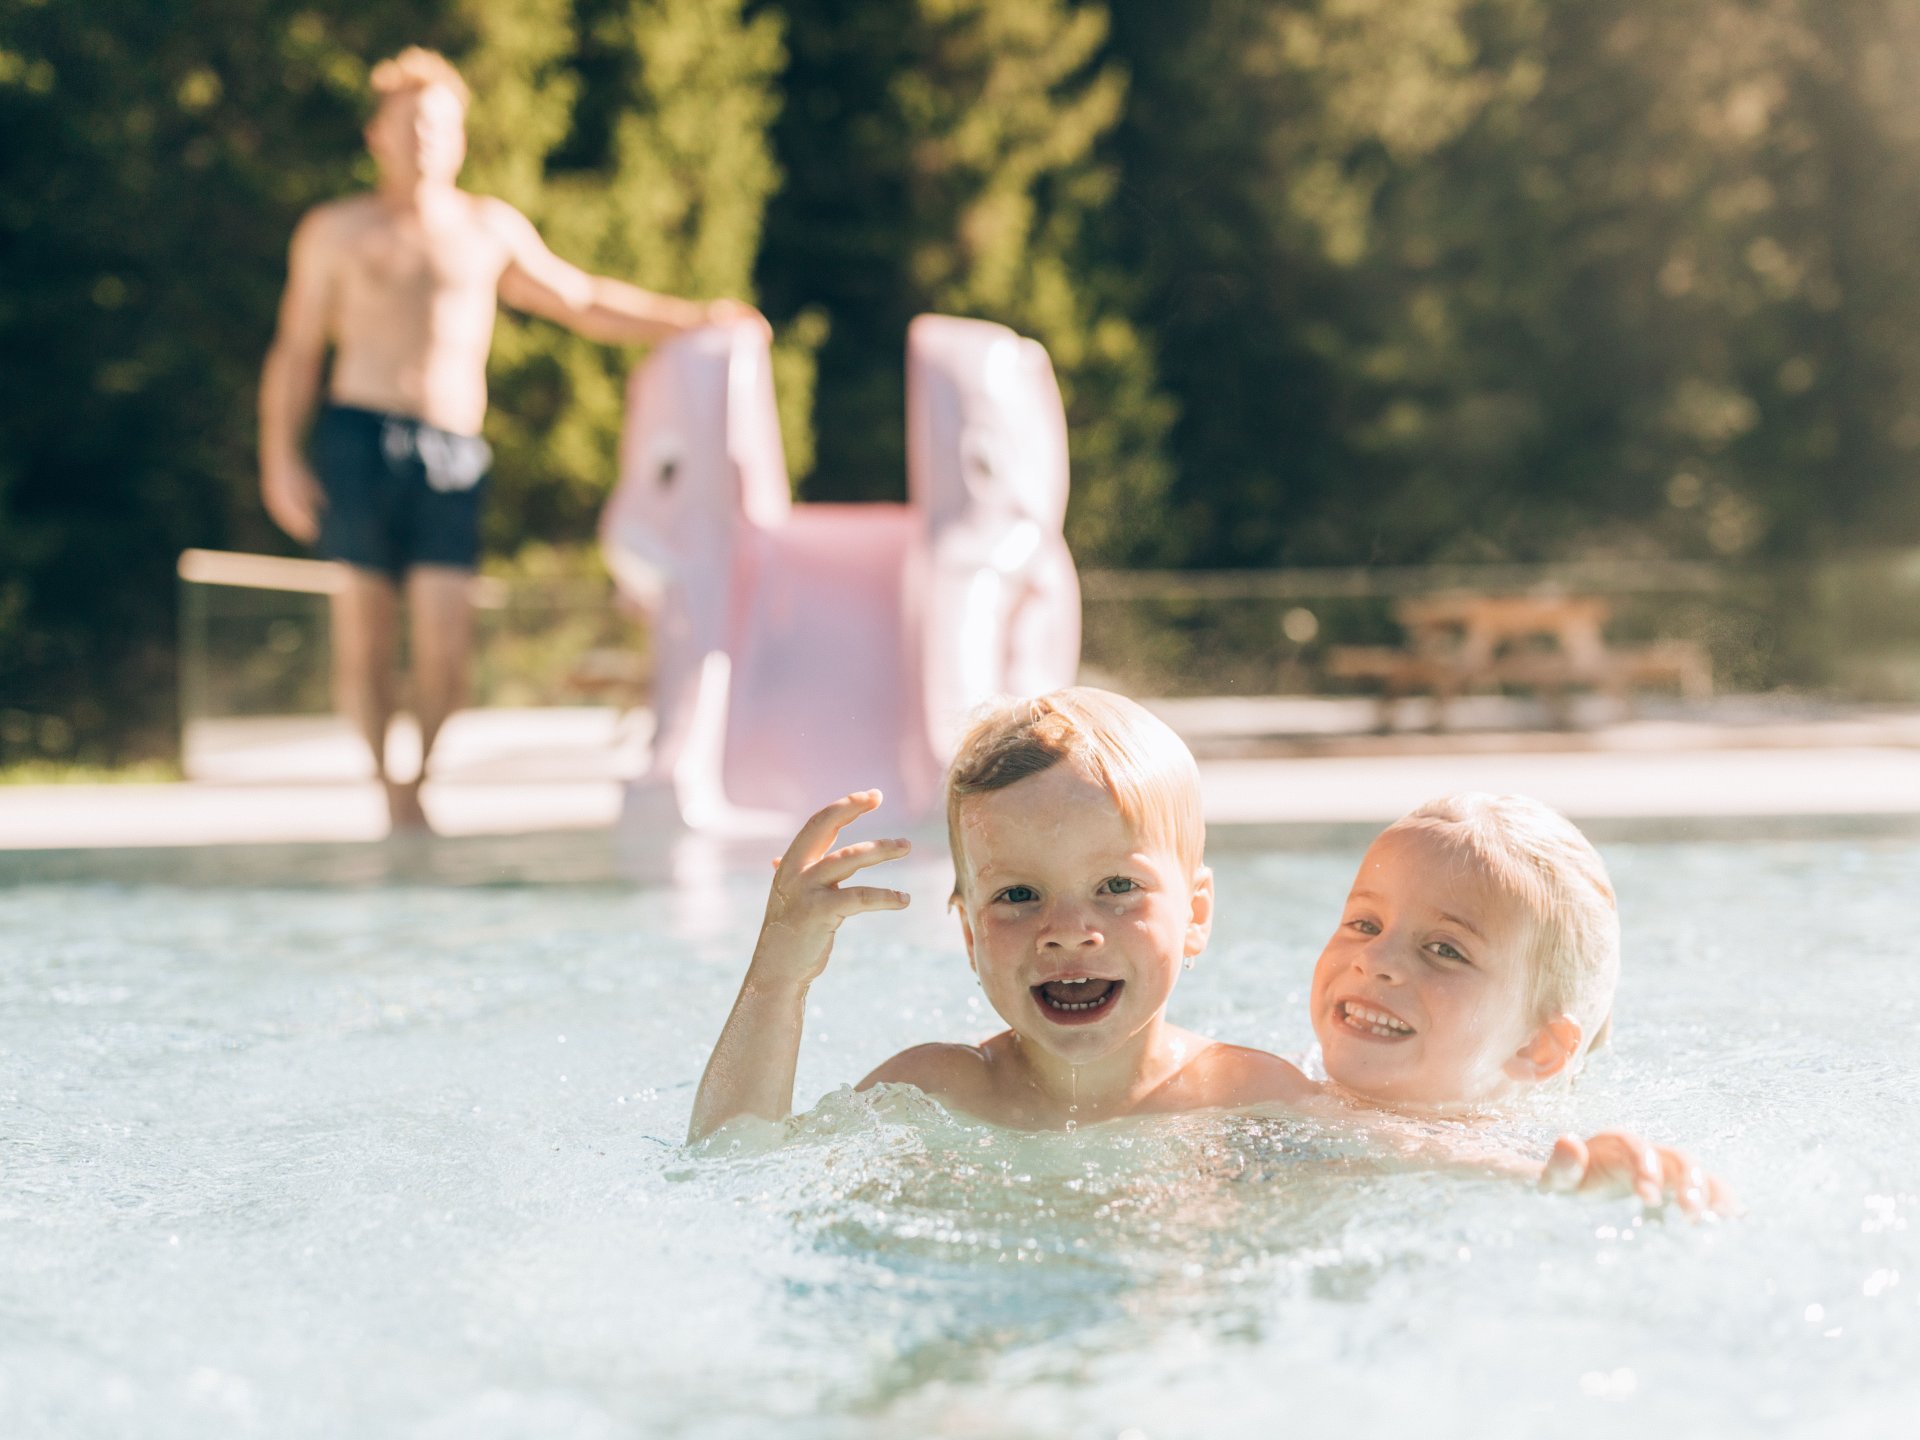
311;404;493;578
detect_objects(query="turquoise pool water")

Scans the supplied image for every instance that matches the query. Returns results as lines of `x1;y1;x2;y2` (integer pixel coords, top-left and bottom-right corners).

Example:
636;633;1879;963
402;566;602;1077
2;829;1916;1437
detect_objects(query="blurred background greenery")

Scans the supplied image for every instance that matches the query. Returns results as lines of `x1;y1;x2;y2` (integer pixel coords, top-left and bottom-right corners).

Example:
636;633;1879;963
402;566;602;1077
6;0;1920;764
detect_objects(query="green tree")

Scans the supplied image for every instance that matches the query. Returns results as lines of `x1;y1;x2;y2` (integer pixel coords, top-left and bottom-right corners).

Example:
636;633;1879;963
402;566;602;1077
1106;0;1536;567
473;0;791;545
759;0;1176;563
1106;0;1920;568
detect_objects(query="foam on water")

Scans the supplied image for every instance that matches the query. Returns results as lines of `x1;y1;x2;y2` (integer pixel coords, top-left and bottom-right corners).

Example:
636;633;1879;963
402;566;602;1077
1;834;1916;1438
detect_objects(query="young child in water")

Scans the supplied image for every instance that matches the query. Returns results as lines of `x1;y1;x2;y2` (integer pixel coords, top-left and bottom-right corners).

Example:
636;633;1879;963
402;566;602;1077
1302;790;1730;1212
687;687;1724;1209
688;687;1306;1140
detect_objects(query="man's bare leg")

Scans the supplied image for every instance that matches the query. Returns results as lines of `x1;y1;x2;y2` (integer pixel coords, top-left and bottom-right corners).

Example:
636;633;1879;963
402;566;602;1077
331;569;405;828
404;565;477;832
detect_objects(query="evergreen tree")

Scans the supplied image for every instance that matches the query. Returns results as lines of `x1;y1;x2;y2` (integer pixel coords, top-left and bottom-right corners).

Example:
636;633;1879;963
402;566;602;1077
1106;0;1920;568
472;0;791;545
759;0;1176;563
1107;0;1533;567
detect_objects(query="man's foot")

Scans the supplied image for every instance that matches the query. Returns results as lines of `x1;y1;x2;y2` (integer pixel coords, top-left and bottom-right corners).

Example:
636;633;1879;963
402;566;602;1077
385;777;434;836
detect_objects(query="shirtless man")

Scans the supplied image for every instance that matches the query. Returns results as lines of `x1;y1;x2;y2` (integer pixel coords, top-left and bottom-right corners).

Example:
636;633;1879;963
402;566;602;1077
259;47;754;831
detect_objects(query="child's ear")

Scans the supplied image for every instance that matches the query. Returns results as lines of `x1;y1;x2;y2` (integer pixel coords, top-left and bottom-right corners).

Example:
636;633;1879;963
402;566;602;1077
1184;866;1215;958
957;900;978;974
1504;1013;1583;1085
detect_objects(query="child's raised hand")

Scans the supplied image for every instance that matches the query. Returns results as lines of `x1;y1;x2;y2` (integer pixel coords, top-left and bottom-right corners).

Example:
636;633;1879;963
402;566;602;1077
687;792;910;1143
750;791;911;988
1541;1130;1739;1218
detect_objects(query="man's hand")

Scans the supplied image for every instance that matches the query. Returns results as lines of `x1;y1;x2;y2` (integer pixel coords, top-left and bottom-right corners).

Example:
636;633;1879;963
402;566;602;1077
703;297;772;341
1541;1130;1739;1217
751;790;910;989
261;458;324;545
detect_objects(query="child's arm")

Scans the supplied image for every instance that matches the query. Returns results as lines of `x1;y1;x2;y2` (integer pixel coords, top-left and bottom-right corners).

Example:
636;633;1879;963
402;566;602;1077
1541;1130;1739;1216
1331;1109;1738;1217
687;792;910;1143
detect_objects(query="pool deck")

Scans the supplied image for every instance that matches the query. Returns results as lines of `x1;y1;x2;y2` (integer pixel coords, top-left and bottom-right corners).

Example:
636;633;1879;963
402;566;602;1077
5;696;1920;852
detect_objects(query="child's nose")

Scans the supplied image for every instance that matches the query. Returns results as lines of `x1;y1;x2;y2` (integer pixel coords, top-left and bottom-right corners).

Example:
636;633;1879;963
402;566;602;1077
1040;901;1104;948
1354;935;1406;981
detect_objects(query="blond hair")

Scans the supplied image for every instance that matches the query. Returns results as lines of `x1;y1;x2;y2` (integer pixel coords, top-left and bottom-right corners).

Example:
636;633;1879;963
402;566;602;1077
369;47;470;112
1387;793;1619;1057
945;687;1205;901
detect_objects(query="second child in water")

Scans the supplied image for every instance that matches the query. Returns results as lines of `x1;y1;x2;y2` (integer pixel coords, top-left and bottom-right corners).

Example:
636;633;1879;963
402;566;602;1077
689;687;1728;1210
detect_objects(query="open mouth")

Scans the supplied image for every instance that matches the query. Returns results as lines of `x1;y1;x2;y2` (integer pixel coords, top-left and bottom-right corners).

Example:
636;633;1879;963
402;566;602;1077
1336;998;1414;1040
1031;977;1124;1025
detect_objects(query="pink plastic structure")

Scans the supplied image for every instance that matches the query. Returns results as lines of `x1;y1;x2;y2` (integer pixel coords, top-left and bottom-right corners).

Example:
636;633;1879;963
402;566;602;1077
600;314;1081;835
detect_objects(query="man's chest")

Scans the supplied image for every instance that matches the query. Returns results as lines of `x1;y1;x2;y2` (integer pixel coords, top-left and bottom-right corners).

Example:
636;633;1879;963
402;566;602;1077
339;216;507;302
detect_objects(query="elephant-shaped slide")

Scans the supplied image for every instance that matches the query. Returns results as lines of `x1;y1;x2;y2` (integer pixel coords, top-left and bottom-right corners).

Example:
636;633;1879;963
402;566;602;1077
600;314;1081;835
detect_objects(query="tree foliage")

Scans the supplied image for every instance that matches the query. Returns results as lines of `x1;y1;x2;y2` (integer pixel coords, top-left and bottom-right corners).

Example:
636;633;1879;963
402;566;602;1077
471;0;789;547
1106;0;1920;566
757;0;1175;562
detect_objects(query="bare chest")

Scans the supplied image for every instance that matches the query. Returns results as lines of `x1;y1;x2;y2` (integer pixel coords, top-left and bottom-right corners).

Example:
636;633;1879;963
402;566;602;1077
337;211;507;310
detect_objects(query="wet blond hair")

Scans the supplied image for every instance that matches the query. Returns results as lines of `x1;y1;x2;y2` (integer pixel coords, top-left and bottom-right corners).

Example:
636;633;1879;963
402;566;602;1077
369;47;470;112
1387;793;1619;1058
945;687;1205;902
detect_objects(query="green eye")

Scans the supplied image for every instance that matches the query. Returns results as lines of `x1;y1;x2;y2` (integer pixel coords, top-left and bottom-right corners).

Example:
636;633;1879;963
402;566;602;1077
999;885;1038;904
1430;941;1467;963
1102;877;1138;895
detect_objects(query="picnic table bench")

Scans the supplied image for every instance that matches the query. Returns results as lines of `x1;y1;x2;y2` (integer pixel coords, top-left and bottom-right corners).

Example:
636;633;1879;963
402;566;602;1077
1327;591;1711;727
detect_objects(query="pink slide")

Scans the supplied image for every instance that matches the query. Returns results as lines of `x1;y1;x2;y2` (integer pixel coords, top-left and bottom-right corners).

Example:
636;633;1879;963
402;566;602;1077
600;314;1081;836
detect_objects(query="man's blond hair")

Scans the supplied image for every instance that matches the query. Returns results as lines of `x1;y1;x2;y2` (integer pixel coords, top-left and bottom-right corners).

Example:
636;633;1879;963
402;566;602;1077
945;687;1205;901
1388;793;1619;1057
369;47;470;112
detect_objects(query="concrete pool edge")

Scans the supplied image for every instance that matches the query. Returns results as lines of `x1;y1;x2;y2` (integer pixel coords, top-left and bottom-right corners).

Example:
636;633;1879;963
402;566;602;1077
5;702;1919;855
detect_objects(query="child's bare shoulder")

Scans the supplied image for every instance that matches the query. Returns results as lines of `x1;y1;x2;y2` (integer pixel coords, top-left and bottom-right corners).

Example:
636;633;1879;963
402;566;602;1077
857;1042;995;1105
1183;1040;1318;1108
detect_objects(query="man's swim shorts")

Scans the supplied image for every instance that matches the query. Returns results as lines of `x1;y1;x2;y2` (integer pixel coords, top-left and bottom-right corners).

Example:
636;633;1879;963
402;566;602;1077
312;404;493;578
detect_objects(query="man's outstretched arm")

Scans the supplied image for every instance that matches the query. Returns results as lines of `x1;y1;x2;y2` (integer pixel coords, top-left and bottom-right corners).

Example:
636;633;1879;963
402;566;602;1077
489;199;758;346
258;210;337;544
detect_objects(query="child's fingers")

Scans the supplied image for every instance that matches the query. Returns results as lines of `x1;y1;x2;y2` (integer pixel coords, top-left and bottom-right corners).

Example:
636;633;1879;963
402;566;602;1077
1659;1151;1740;1219
1655;1146;1710;1217
1580;1131;1663;1204
1704;1174;1742;1218
1541;1134;1588;1193
828;884;911;915
1549;1132;1731;1218
776;791;884;873
811;837;912;885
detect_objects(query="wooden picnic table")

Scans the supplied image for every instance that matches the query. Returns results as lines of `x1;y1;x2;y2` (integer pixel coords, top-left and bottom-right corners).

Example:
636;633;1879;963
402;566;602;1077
1327;590;1711;726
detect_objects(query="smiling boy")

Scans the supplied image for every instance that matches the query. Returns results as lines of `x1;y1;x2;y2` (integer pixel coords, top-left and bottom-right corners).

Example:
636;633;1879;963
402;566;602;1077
1311;793;1614;1110
1297;792;1731;1211
687;689;1311;1141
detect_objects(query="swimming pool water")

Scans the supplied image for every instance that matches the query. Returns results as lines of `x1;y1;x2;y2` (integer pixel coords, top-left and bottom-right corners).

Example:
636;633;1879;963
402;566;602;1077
2;832;1916;1438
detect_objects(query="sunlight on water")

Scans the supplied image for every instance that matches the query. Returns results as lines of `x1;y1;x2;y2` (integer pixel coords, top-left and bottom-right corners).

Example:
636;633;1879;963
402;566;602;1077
1;834;1916;1437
